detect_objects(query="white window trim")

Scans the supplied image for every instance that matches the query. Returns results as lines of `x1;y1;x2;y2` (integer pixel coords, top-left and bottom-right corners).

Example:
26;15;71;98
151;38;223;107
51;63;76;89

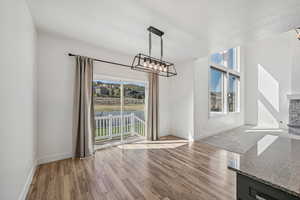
209;47;240;117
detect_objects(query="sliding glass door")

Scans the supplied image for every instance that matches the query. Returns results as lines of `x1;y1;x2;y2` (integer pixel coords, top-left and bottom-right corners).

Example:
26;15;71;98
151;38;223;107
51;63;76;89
93;80;122;145
93;78;146;147
123;82;146;142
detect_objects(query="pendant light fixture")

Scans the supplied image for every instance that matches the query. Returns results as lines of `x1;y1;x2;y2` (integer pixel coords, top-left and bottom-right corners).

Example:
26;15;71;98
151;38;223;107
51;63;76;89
295;27;300;40
131;26;177;77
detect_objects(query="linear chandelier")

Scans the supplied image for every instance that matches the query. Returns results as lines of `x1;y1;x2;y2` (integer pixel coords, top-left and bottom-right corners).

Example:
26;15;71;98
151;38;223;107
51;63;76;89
295;27;300;40
68;26;177;78
131;26;177;77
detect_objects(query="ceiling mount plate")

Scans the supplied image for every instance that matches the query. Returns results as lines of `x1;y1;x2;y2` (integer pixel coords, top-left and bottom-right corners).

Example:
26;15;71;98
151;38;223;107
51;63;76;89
147;26;164;36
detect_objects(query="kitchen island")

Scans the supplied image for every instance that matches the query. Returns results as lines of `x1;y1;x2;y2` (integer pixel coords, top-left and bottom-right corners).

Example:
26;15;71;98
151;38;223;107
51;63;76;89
228;135;300;200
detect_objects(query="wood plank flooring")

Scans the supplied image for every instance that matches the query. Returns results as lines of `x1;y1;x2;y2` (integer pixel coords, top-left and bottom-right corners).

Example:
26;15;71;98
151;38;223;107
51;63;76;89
26;136;238;200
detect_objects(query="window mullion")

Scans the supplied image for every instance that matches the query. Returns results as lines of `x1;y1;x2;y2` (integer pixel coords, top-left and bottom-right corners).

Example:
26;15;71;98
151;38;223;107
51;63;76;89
224;72;228;113
237;78;240;112
228;70;240;77
210;65;227;73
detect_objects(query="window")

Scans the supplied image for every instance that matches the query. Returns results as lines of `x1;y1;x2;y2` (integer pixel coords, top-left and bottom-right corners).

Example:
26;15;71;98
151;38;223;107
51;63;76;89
210;47;240;114
211;48;237;71
228;74;239;112
210;68;224;112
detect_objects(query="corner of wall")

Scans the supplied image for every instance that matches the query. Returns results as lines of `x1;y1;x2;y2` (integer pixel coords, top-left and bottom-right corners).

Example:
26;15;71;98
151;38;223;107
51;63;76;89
37;152;73;165
18;160;37;200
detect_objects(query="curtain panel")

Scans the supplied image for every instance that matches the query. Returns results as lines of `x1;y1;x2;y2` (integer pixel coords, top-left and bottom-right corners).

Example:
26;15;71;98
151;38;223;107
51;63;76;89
73;56;95;158
147;73;159;141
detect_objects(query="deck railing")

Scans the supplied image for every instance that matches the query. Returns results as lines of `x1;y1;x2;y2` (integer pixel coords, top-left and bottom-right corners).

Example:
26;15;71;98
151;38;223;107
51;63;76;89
95;113;145;141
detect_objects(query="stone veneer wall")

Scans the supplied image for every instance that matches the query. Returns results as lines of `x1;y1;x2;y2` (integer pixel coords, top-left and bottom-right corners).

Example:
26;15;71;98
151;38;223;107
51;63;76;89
289;99;300;125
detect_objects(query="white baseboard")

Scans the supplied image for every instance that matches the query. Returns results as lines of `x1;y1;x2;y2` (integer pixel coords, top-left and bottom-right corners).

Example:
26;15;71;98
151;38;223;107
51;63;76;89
18;161;37;200
37;152;73;164
194;134;211;141
18;153;73;199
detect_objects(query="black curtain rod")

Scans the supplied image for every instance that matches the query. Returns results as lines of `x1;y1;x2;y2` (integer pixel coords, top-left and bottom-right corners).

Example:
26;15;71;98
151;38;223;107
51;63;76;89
68;53;132;68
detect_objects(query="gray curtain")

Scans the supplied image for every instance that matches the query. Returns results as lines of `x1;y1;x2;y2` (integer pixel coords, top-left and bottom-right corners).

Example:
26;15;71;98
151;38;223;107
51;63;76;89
73;56;95;158
147;73;159;141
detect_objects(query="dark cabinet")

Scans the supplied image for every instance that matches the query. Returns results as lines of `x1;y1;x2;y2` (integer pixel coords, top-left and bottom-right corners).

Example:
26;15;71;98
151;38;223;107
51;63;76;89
237;173;300;200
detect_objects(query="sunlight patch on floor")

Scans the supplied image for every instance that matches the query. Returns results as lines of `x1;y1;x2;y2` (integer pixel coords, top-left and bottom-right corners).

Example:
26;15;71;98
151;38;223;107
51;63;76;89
245;129;283;133
117;139;189;149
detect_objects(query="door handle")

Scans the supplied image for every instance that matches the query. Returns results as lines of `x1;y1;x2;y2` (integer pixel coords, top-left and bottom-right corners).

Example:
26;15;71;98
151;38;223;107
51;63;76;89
255;194;267;200
249;187;278;200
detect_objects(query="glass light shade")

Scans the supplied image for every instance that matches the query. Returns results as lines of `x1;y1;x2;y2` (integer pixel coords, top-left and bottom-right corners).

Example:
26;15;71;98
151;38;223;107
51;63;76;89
149;62;153;68
143;61;148;67
132;53;177;77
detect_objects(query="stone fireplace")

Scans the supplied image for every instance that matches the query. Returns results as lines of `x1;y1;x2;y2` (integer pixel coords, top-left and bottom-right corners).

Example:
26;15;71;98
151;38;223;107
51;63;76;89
287;94;300;135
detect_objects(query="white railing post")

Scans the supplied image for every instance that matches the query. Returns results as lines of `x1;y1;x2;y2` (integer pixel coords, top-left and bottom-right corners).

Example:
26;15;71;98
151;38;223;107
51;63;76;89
130;113;135;135
95;118;99;137
109;114;112;139
94;114;146;141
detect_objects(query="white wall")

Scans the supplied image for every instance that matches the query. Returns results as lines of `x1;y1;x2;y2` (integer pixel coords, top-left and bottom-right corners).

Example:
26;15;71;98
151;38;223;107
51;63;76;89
37;32;171;163
158;77;172;137
291;34;300;94
244;31;295;128
193;55;245;139
158;30;300;140
177;30;300;138
167;50;245;140
0;1;37;200
168;61;194;140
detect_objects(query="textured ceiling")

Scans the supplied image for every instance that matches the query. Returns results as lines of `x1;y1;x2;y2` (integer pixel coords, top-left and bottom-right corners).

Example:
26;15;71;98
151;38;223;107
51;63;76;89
28;0;300;62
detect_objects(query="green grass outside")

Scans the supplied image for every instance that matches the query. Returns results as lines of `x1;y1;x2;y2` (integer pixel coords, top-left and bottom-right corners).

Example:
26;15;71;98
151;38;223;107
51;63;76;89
94;104;144;112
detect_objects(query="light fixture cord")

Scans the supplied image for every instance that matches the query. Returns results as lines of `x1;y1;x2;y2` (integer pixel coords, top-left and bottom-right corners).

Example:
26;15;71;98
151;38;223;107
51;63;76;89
161;36;163;61
149;31;152;57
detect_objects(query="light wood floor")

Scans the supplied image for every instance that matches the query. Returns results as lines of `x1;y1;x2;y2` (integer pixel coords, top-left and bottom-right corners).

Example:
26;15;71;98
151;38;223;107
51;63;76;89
26;136;237;200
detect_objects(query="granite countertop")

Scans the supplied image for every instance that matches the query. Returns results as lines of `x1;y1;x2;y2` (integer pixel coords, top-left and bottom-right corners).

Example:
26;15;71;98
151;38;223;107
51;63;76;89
228;135;300;197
